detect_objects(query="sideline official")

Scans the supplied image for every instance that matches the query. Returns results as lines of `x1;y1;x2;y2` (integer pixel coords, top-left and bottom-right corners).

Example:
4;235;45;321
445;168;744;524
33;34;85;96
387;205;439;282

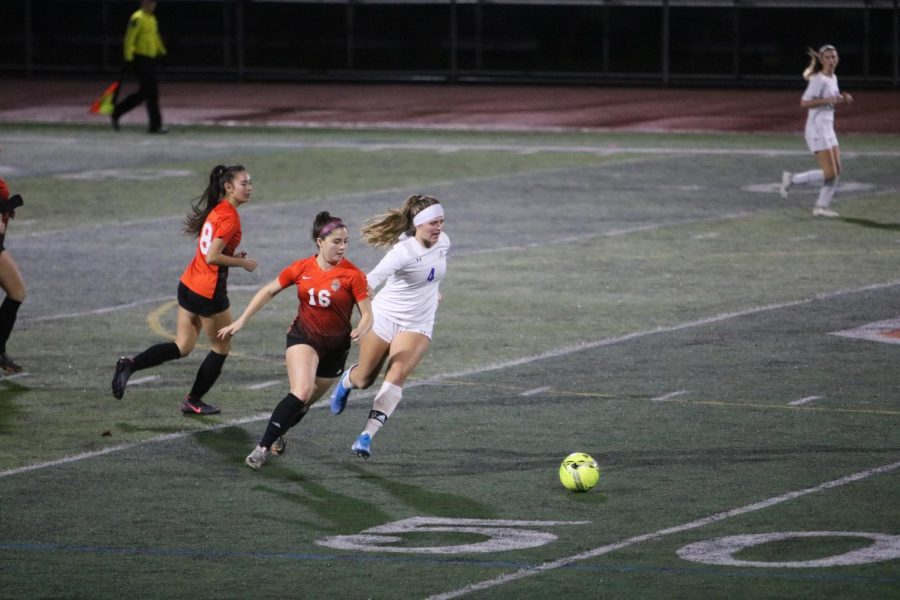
112;0;168;134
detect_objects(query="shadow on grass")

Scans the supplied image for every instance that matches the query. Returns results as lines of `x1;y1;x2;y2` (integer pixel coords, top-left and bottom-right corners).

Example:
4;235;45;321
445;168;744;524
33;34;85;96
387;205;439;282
0;379;27;434
840;217;900;231
194;425;393;531
341;461;494;519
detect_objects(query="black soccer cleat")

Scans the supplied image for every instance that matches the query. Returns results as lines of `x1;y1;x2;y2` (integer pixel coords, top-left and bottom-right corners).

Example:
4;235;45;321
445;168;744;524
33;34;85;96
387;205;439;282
181;396;220;416
0;352;23;374
112;357;134;399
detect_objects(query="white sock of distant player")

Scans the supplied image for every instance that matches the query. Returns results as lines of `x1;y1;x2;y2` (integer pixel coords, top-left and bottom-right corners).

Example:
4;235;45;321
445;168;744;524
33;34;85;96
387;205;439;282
815;176;838;208
791;170;825;186
363;381;402;437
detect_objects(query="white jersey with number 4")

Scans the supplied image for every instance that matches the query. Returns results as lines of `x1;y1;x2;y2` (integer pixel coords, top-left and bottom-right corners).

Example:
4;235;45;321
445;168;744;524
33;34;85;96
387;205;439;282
367;232;450;329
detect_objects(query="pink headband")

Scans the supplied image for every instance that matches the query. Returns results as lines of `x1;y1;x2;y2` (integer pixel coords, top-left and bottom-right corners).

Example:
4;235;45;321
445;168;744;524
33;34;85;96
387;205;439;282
319;219;345;238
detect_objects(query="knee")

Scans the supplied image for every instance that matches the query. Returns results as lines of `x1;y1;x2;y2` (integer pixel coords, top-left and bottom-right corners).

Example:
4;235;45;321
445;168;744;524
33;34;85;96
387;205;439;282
289;385;313;404
174;341;192;358
210;338;230;356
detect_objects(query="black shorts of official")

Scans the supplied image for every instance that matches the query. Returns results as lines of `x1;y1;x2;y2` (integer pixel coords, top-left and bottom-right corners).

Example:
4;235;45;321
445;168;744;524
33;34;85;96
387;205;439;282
177;281;230;318
286;331;350;379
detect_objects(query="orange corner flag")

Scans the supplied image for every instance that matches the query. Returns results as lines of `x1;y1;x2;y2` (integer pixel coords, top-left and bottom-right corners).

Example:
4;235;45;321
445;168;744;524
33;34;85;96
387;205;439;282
90;82;119;116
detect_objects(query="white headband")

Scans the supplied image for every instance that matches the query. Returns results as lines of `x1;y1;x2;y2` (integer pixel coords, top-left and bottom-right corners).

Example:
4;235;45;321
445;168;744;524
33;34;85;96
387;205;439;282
413;203;444;227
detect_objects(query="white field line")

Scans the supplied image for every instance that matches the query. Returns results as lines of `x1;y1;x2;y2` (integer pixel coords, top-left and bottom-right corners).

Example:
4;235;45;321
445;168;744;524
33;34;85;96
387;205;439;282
520;386;550;397
789;396;822;406
246;380;281;390
25;211;751;325
5;133;900;158
30;296;173;323
5;277;897;480
651;390;689;402
0;413;271;479
412;279;900;386
425;459;900;600
127;375;160;387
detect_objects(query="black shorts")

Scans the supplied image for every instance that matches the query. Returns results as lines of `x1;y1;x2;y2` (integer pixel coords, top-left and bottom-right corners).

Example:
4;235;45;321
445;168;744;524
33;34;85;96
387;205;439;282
177;281;229;318
286;331;350;379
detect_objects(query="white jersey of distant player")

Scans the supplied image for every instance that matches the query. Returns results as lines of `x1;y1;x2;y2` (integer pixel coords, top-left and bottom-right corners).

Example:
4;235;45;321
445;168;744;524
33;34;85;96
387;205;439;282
367;231;450;328
802;72;840;125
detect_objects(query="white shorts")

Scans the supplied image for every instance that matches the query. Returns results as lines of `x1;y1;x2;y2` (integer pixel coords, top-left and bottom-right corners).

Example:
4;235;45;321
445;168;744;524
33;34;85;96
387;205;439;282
805;114;839;153
372;310;433;343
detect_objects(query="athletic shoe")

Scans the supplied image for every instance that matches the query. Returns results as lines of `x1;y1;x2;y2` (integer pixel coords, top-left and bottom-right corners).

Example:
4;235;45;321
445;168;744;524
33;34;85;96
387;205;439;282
181;396;221;415
330;369;353;415
813;207;839;218
245;445;267;470
351;432;372;459
779;171;792;199
270;435;287;456
0;352;22;374
112;357;134;399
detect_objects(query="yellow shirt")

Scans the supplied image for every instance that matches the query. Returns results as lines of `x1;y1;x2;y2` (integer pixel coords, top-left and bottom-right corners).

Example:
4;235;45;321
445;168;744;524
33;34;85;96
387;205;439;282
123;9;167;61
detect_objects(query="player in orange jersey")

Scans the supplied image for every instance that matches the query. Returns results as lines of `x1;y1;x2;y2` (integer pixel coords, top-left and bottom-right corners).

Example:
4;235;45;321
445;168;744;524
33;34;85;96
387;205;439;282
217;211;372;470
112;165;257;414
0;167;27;374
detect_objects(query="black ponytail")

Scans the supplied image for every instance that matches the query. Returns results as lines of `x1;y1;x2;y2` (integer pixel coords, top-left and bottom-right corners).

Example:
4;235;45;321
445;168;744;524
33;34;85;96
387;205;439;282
184;164;245;236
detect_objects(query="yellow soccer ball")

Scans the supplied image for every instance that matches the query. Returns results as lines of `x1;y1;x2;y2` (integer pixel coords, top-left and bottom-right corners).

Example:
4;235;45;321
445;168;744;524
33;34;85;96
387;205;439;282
559;452;600;492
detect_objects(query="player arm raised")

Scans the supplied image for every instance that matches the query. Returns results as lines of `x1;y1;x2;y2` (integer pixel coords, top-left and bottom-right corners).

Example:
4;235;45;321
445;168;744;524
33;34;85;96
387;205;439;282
217;278;283;339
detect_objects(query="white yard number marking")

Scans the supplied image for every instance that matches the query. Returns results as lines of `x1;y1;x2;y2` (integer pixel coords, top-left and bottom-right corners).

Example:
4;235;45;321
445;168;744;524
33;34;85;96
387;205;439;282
316;517;589;554
678;531;900;568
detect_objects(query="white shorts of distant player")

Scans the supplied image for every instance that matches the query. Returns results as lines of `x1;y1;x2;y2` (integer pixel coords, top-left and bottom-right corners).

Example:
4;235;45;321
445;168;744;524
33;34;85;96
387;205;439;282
805;111;838;153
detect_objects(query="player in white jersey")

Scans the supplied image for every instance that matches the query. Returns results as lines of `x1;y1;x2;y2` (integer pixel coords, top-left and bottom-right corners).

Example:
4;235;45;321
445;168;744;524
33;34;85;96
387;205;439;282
779;45;853;217
329;195;449;459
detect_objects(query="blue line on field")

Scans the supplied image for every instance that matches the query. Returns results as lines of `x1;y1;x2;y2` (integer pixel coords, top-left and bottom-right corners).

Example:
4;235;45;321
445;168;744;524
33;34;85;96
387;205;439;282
1;542;897;585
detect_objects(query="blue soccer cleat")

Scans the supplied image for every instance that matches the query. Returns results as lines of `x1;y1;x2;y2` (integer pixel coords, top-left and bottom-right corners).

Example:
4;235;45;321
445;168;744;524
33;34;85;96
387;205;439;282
351;432;372;459
330;370;353;415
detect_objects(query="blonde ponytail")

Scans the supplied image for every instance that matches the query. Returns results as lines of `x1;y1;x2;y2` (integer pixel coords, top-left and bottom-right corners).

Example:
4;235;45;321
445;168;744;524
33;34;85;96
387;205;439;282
360;194;441;249
802;47;819;81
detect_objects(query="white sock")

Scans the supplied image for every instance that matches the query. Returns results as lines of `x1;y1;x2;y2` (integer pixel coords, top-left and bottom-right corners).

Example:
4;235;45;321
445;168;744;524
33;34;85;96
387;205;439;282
815;177;838;208
791;170;825;186
341;364;357;389
363;381;402;437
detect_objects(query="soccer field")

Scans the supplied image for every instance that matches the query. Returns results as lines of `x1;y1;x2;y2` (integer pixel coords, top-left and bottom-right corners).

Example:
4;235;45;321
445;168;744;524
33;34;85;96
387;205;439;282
0;123;898;598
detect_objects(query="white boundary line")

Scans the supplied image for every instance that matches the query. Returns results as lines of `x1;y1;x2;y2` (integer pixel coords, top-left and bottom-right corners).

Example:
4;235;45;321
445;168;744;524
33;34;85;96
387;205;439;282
4;133;900;158
8;280;900;476
425;460;900;600
789;396;822;406
0;414;270;478
4;277;898;480
652;390;689;402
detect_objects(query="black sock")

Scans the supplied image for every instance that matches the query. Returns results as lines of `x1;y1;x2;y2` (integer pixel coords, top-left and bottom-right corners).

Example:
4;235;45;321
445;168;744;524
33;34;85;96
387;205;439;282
131;341;181;371
260;393;308;449
188;351;227;401
0;297;21;354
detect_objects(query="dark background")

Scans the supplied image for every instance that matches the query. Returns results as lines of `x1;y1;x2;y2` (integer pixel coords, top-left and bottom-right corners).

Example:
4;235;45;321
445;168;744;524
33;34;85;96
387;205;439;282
1;0;898;89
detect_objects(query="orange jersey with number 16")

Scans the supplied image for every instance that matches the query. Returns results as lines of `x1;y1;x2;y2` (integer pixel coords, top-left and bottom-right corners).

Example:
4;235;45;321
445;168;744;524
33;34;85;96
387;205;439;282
278;255;368;353
179;201;242;300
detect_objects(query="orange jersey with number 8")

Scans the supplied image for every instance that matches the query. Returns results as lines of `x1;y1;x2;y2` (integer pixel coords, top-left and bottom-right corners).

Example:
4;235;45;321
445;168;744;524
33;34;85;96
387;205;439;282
179;201;242;300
